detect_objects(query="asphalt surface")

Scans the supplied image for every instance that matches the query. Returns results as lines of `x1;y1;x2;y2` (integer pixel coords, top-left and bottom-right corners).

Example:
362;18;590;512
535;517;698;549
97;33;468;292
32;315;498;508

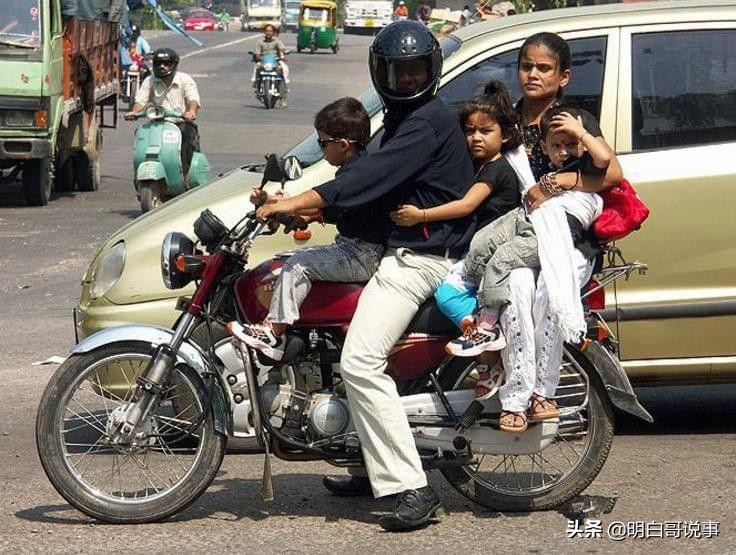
0;29;734;553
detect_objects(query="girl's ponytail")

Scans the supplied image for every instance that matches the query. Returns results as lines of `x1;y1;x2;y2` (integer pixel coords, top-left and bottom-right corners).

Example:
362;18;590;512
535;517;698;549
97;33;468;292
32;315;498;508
459;79;521;152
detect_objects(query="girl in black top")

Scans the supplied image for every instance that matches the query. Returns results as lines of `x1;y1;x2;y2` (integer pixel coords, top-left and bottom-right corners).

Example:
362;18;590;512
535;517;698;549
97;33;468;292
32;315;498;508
390;81;522;397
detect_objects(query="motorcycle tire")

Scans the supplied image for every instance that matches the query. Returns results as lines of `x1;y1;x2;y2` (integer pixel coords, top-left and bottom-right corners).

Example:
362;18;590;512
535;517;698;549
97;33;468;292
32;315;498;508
128;79;138;112
263;91;276;109
439;345;615;512
140;180;162;213
36;341;226;524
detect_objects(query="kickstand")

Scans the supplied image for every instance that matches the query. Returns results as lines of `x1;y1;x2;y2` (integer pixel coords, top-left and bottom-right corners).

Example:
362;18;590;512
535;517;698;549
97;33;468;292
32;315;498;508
260;433;274;501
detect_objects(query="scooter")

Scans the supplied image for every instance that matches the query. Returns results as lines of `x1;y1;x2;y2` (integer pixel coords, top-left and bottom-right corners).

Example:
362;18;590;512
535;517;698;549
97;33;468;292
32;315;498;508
36;155;652;524
250;51;287;109
130;105;211;213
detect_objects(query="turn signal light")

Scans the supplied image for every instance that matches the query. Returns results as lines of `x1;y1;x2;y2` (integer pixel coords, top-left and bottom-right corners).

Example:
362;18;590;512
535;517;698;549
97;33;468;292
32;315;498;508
34;109;48;128
294;229;312;241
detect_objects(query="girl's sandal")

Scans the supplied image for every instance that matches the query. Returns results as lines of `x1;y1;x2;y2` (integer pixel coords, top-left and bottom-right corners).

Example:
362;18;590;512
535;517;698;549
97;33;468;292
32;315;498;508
528;394;559;422
474;367;505;401
498;410;528;433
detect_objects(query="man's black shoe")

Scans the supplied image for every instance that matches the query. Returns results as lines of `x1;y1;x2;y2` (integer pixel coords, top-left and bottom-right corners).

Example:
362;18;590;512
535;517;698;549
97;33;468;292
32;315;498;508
379;486;444;532
322;475;372;497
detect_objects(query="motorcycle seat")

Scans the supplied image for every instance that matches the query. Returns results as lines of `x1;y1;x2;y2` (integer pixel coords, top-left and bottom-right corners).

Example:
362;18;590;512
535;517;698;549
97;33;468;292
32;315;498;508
406;298;457;336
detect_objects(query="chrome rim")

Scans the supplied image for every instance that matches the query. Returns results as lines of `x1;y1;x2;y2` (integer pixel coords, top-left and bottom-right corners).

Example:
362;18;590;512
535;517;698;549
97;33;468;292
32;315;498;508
57;353;208;504
451;352;594;496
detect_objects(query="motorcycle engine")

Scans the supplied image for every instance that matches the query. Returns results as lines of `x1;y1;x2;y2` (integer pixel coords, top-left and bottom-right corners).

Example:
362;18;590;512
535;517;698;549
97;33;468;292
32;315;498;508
306;394;352;438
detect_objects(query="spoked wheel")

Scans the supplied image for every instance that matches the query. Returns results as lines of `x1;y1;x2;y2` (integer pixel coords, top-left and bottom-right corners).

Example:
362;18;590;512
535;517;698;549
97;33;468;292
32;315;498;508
36;341;226;523
439;345;615;511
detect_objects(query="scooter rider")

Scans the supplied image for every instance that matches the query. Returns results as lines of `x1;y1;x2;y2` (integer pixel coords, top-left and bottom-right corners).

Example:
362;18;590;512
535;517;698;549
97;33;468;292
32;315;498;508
126;48;201;186
257;21;475;531
251;24;290;88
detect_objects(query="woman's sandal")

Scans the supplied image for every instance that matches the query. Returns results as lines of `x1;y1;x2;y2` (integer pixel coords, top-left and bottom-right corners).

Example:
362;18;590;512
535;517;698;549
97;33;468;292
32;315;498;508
498;410;528;433
473;367;505;401
528;394;559;422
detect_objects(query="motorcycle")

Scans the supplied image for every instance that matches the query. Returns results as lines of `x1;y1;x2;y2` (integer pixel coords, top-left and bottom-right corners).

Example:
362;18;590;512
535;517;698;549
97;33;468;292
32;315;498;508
36;155;652;523
250;51;287;109
217;15;230;31
129;105;211;213
120;60;151;112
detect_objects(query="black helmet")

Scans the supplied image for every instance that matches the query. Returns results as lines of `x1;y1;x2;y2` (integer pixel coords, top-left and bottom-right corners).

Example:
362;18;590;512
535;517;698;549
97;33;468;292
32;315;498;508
151;48;179;79
130;24;141;39
369;20;442;109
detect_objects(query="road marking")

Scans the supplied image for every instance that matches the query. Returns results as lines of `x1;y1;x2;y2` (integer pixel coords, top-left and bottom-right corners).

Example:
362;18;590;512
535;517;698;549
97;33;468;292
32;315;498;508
181;35;260;59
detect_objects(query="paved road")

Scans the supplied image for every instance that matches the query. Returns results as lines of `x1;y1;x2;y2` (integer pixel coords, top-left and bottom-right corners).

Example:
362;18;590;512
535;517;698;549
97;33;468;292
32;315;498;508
0;30;734;553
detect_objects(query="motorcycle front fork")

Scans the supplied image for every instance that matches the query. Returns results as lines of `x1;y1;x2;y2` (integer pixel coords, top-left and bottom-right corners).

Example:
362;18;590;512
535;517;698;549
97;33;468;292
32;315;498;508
112;313;198;441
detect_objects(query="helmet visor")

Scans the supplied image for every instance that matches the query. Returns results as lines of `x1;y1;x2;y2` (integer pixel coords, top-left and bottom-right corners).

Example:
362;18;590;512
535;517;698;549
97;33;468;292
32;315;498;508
372;55;434;99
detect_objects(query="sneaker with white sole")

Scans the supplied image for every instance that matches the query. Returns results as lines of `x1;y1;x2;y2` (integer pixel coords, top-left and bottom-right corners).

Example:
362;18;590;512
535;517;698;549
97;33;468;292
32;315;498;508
445;325;506;357
228;321;286;361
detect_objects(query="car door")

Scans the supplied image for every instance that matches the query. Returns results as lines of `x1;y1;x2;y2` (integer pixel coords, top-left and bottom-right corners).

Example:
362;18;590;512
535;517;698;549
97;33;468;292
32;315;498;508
614;23;736;382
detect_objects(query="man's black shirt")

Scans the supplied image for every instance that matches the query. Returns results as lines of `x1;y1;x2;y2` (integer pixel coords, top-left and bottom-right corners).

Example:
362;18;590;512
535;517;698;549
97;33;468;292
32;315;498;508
314;96;476;253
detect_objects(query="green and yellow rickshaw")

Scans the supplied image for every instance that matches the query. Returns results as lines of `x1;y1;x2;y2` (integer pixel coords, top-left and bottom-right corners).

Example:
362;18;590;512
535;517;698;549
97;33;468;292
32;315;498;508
296;0;339;54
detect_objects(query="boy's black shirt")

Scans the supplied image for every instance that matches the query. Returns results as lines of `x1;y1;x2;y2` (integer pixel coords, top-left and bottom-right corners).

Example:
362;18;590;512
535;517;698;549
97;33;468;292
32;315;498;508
320;151;384;245
314;96;476;253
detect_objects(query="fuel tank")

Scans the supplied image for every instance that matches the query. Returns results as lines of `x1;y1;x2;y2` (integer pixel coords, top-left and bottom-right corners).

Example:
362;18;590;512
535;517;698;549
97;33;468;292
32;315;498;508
234;258;364;326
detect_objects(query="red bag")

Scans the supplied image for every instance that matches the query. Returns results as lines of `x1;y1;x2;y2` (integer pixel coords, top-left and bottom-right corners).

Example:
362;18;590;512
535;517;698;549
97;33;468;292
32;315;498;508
593;178;650;242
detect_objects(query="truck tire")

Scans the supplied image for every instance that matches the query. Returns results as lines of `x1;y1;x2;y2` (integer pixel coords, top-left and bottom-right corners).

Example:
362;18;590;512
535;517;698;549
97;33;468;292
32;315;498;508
75;152;100;192
22;158;52;206
54;157;75;193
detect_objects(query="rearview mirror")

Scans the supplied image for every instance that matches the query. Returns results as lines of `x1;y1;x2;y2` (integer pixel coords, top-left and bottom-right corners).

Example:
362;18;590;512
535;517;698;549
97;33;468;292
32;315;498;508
261;153;283;186
283;156;303;182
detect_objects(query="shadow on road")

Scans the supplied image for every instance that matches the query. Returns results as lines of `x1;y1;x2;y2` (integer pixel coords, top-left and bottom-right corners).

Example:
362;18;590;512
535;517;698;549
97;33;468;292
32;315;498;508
617;384;736;435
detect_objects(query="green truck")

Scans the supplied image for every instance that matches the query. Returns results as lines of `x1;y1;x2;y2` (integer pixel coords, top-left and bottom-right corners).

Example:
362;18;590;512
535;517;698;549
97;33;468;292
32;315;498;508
0;0;120;206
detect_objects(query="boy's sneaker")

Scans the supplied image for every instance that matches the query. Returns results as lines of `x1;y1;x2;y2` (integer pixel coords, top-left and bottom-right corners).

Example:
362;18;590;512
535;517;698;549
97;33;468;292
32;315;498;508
445;325;506;357
228;321;286;361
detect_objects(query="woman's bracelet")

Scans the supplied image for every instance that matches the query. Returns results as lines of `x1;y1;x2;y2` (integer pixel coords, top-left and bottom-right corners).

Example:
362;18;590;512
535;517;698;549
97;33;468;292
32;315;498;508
539;172;564;196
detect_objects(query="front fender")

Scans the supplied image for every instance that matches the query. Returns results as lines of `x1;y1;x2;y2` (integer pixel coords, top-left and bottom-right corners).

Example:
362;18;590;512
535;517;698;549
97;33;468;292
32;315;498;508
136;161;167;182
574;342;654;423
72;324;229;434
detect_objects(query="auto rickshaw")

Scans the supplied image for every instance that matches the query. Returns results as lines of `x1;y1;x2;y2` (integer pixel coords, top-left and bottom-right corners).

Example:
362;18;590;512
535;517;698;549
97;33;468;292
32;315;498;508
296;0;339;53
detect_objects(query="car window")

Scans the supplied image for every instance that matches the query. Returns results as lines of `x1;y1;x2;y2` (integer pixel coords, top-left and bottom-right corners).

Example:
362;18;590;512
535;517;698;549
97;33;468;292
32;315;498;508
631;29;736;151
437;36;607;120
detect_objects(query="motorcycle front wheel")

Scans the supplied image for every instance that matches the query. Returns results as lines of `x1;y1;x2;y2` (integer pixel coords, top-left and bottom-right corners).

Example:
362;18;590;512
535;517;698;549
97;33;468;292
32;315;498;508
439;345;615;511
36;341;226;523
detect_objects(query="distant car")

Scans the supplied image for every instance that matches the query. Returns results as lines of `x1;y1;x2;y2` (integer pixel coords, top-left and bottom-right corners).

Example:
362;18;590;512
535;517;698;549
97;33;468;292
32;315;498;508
76;0;736;387
183;8;217;31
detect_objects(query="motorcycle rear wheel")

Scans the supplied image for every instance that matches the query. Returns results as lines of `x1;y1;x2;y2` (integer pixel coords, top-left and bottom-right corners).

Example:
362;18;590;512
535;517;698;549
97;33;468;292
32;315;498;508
439;345;615;511
36;341;226;523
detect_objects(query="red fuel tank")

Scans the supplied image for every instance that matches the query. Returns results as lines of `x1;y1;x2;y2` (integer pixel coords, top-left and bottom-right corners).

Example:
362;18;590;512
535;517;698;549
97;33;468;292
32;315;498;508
235;258;365;326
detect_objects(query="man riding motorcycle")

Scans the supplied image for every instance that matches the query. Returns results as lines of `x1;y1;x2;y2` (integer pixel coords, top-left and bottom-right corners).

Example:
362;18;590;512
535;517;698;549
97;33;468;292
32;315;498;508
251;24;290;90
125;48;202;187
257;21;475;531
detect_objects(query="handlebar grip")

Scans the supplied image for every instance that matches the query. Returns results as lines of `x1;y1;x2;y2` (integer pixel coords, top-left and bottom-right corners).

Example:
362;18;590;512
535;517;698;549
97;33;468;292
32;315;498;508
274;212;293;226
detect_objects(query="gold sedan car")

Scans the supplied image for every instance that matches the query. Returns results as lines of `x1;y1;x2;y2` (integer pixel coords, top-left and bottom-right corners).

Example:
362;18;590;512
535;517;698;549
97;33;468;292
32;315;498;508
76;0;736;386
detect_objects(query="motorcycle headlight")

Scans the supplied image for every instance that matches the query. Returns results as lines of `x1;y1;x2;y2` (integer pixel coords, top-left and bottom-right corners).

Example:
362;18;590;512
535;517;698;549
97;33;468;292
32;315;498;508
90;242;125;299
263;62;275;71
161;232;197;290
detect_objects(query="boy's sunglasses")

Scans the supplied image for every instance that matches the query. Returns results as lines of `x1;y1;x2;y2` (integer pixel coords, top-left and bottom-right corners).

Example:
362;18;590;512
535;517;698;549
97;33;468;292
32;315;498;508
317;137;359;149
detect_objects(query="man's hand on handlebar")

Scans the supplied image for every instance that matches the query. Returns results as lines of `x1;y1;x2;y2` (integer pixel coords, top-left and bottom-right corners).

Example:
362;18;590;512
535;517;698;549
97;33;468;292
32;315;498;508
124;111;137;121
